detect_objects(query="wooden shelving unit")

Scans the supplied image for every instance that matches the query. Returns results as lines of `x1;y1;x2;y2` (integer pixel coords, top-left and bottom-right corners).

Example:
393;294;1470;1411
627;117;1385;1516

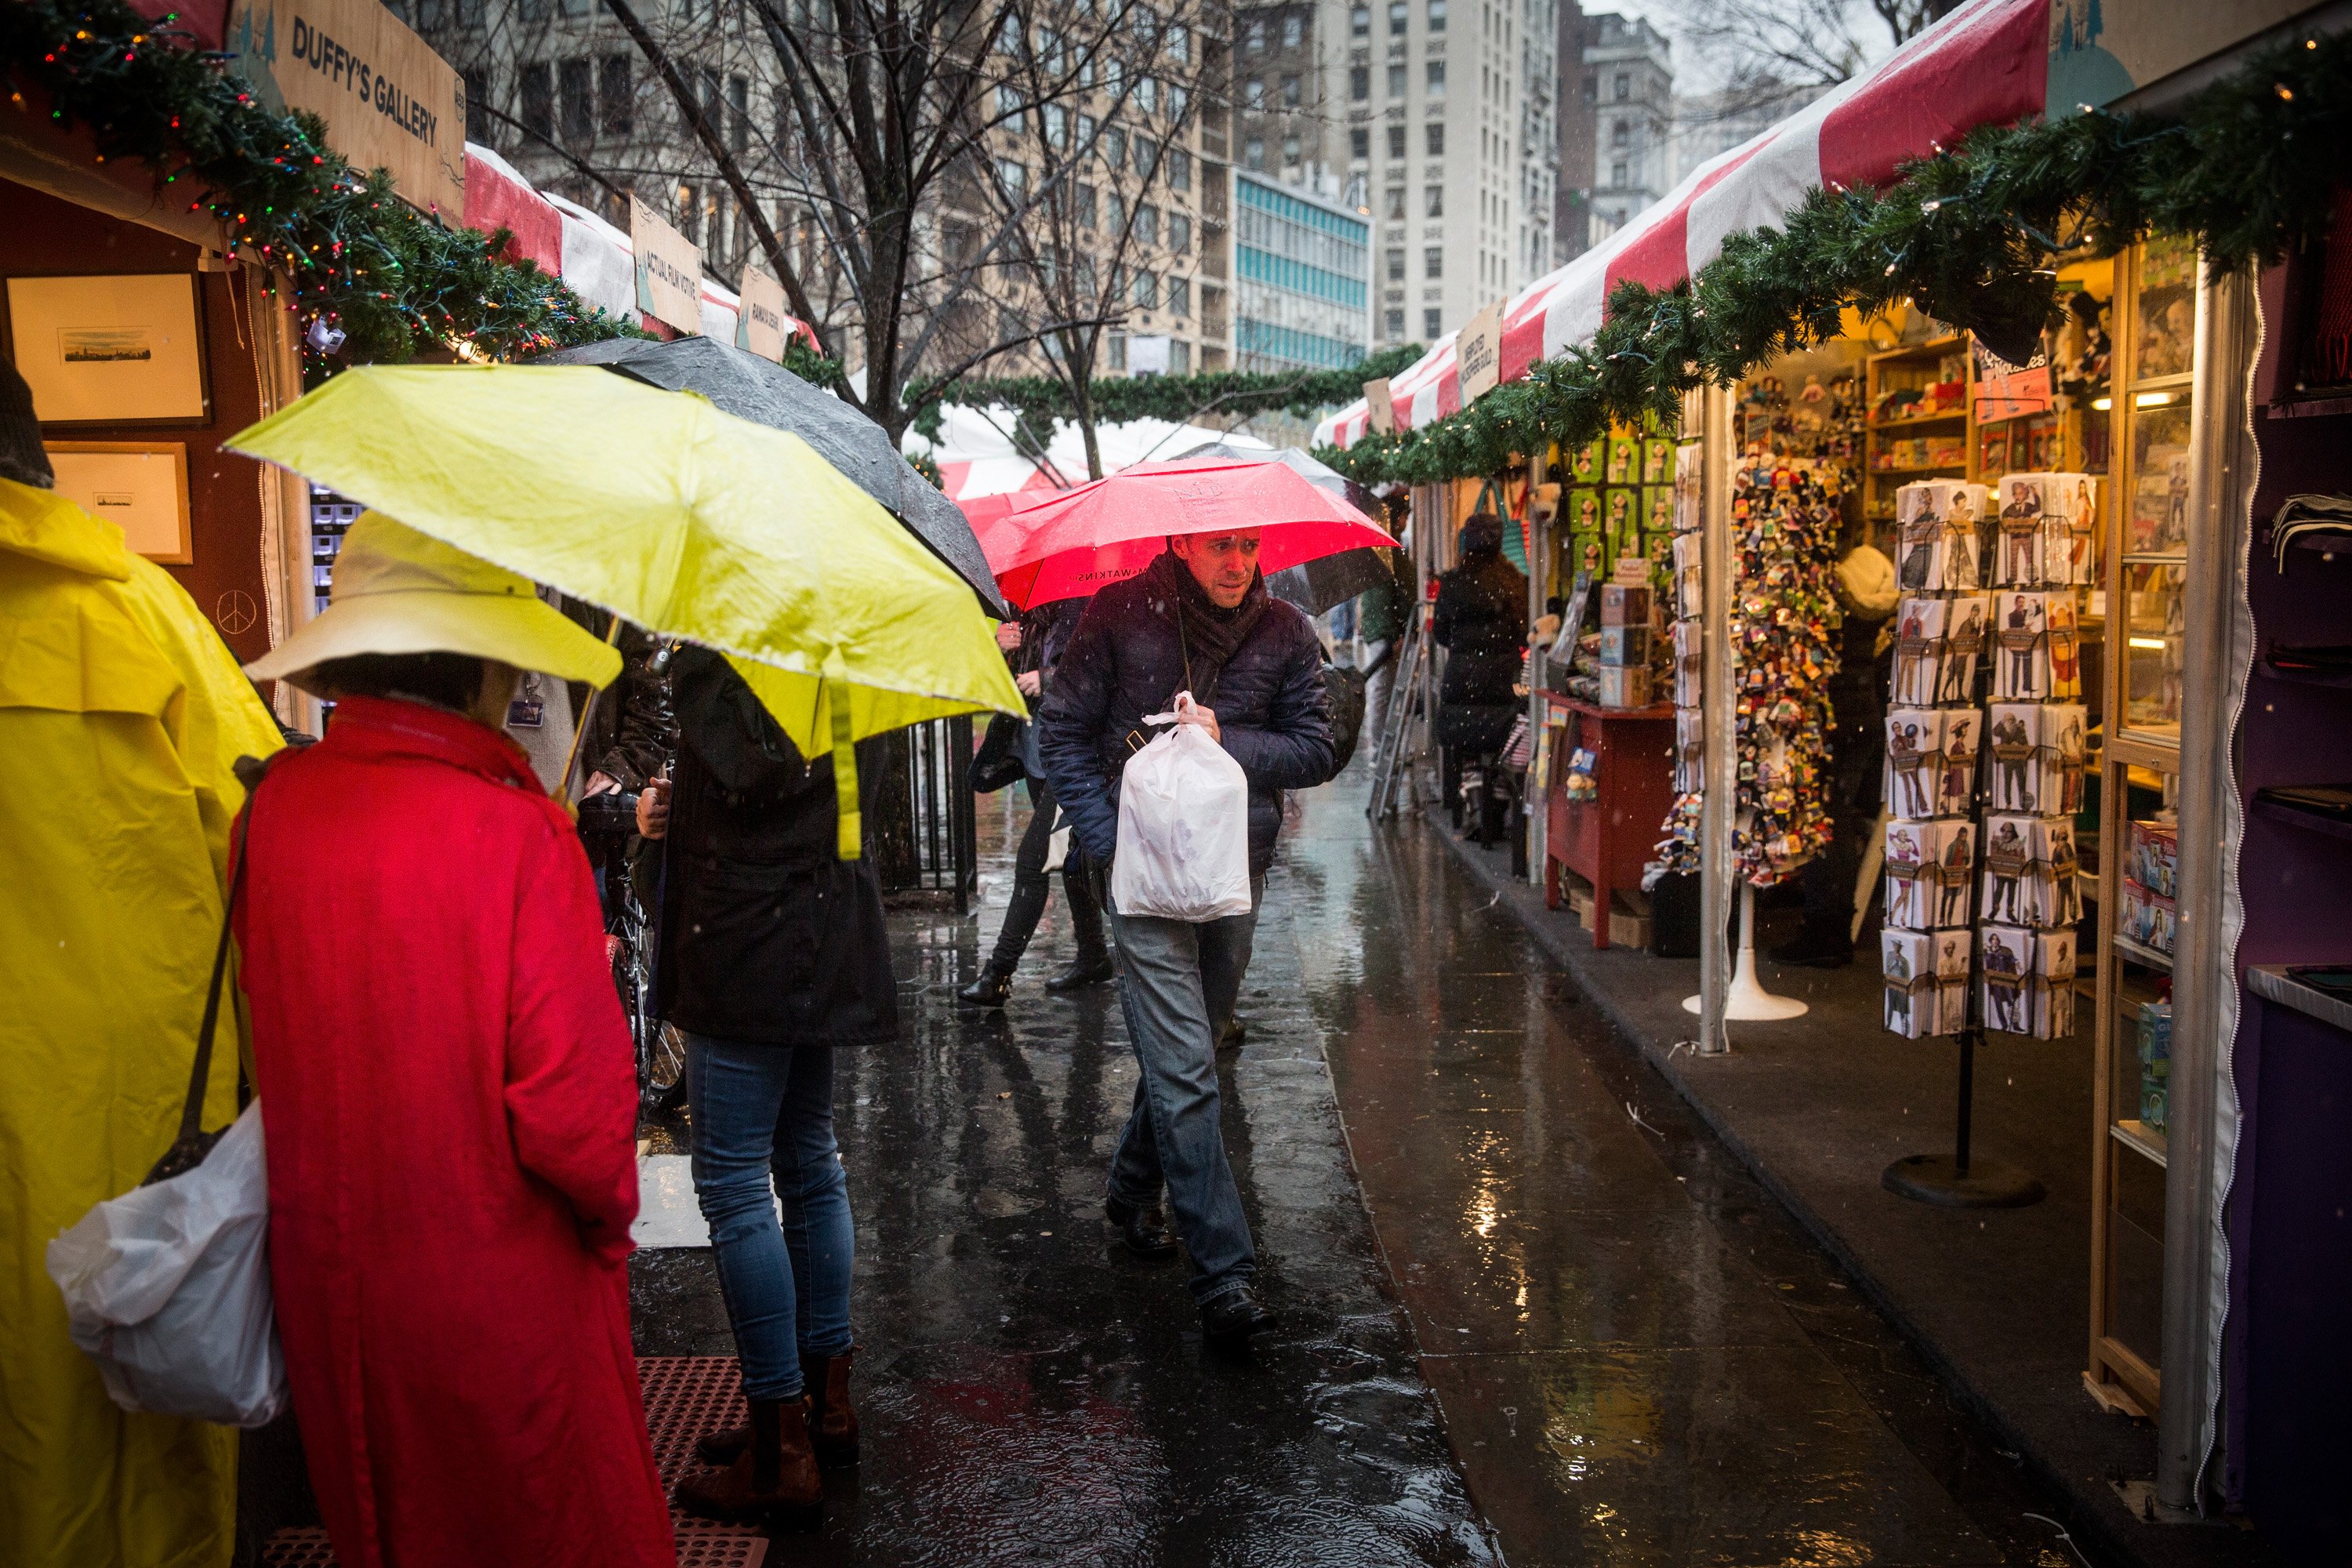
1863;336;1967;543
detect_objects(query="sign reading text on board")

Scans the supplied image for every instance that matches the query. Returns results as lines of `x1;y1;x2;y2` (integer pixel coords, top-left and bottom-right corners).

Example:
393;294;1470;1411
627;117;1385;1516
1457;301;1504;403
227;0;465;217
630;197;704;335
735;267;793;363
1363;377;1394;435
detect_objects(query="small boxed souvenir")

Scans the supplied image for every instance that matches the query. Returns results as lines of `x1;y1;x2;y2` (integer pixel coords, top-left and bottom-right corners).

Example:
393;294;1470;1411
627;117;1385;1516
1566;488;1602;537
2138;1002;2172;1131
1977;924;2036;1035
2122;878;2177;956
1891;596;1949;707
1599;583;1650;626
1990;590;2080;700
2031;929;2078;1038
1884;928;1973;1037
1642;485;1675;536
1597;665;1652;710
1885;818;1975;929
1603;488;1640;564
1675;706;1703;793
1993;473;2097;587
1935;592;1991;705
1885;707;1980;818
1599;626;1650;667
2128;818;2180;899
1606;433;1640;485
1985;702;2088;815
1674;441;1702;532
1570;437;1604;486
1643;436;1675;486
1980;814;2082;929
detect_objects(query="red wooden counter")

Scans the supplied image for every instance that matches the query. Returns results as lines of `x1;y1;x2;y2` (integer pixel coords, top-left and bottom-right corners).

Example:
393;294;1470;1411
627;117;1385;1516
1542;694;1676;950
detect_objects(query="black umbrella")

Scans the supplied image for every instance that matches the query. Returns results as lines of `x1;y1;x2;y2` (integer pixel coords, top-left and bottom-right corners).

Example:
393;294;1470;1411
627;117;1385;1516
538;336;1006;618
1176;441;1394;615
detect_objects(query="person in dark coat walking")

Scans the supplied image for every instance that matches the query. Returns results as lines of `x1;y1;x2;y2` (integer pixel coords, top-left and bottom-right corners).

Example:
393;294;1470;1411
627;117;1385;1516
1036;532;1334;1345
1431;512;1527;755
637;646;895;1530
959;597;1112;1006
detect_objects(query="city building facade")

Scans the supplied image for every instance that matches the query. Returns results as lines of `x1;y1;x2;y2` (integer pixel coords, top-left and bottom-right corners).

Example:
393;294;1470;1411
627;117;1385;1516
1574;12;1671;249
1232;169;1372;371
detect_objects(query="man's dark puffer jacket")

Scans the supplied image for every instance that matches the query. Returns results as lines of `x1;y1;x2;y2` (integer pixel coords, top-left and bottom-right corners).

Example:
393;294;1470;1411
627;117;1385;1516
1036;561;1335;877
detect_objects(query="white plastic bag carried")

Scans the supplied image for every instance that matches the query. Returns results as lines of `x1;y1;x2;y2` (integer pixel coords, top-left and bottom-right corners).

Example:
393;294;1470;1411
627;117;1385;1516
46;1098;286;1427
1110;692;1255;921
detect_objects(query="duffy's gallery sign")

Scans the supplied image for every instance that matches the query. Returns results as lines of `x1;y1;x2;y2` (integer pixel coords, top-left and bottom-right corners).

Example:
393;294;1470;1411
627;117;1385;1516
227;0;466;217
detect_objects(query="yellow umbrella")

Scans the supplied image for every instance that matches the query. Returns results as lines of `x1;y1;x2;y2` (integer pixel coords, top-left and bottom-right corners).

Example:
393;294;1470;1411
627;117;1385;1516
229;364;1022;857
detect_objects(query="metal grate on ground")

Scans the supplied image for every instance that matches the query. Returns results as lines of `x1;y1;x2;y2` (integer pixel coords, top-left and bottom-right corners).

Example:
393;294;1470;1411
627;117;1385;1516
263;1357;766;1567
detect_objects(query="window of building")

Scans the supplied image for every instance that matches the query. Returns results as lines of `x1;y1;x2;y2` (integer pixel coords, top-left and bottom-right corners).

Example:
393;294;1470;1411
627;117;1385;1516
1388;1;1410;35
1169;84;1187;120
1385;246;1404;281
1246;17;1265;52
1281;132;1300;164
1350;126;1370;158
1387;63;1406;96
996;82;1021;117
1108;126;1127;165
1283;13;1303;47
1385;185;1405;219
593;56;631;138
1171;339;1192;372
1170;277;1190;316
1425;59;1444;95
1109;191;1127;231
1168;23;1189;64
1077;183;1098;227
519;63;554;140
1424;307;1442;337
1424;246;1442;278
676;180;699;244
1280;74;1300;107
1610;159;1627;184
464;66;493;143
1611;119;1628;147
1385;307;1406;339
1352;3;1370;36
1582;73;1596;101
1136;204;1158;245
996;157;1027;194
1078;112;1097;148
1243;77;1265;109
1133;270;1157;307
1387;123;1406;158
1425;122;1443;154
559;58;592;144
1425;185;1443;216
1245;136;1265;169
729;75;750;153
1428;0;1446;30
1136;140;1158;179
1137;76;1157;115
1170;212;1191;252
1109;332;1127;370
1614;71;1629;100
1168;148;1190;190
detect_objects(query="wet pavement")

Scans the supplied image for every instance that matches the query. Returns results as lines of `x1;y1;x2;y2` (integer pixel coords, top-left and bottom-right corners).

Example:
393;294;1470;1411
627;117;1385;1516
630;764;2105;1566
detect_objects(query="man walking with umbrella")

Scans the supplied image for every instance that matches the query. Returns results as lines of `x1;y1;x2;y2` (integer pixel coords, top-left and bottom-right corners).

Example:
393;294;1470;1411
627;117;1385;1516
1036;528;1335;1345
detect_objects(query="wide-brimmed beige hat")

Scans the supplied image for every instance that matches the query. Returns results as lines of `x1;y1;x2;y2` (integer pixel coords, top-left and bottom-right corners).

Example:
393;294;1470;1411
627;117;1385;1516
247;513;622;696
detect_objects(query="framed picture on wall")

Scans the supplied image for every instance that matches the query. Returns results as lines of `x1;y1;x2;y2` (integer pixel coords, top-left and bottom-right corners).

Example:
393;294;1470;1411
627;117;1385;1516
5;274;209;425
45;441;192;563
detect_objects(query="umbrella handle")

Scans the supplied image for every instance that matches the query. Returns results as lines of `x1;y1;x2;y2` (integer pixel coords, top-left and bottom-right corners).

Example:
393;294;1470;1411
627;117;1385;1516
555;615;629;800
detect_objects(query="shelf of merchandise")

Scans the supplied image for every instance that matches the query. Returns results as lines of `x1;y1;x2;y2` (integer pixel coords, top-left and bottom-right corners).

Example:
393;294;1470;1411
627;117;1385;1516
2087;236;2199;1425
1863;336;1965;544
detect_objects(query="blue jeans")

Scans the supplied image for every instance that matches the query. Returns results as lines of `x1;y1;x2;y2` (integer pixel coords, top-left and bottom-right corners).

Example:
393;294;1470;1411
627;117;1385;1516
684;1034;855;1401
1103;880;1261;1303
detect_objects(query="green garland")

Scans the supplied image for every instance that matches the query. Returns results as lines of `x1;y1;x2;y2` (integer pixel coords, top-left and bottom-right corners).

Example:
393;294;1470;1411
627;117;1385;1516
2;0;645;373
926;343;1426;433
1315;27;2352;487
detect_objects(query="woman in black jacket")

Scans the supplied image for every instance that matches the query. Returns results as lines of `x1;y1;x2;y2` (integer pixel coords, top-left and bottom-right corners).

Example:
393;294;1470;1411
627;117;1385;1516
1432;511;1527;753
641;646;893;1530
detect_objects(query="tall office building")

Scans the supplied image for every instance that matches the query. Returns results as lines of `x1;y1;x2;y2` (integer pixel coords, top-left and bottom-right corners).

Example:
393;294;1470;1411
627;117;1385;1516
1554;0;1595;264
1233;170;1373;371
1233;0;1558;350
1577;13;1672;247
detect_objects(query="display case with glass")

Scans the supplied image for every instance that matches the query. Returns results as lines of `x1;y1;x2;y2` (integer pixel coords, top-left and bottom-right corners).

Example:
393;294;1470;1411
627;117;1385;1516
2086;236;2198;1421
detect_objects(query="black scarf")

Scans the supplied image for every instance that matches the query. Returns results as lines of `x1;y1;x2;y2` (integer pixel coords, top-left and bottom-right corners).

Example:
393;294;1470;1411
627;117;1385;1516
1146;550;1269;704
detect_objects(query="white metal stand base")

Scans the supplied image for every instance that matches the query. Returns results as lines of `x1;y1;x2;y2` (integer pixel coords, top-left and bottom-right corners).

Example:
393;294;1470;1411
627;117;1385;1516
1683;884;1810;1021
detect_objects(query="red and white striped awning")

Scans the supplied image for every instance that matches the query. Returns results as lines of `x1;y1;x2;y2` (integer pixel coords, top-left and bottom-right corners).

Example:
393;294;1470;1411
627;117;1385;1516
461;143;820;353
1316;0;2048;448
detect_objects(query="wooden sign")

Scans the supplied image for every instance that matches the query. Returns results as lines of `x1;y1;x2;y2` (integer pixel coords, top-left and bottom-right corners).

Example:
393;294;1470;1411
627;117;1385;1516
630;196;703;335
1363;376;1394;435
1457;300;1504;403
735;266;791;363
227;0;466;217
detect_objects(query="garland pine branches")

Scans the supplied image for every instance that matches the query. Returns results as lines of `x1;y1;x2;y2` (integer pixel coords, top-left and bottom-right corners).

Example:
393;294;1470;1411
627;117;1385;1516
2;0;645;374
1316;26;2352;487
927;343;1426;431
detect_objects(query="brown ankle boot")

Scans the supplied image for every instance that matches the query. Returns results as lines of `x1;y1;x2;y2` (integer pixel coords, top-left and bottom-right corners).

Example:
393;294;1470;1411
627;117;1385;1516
674;1397;822;1533
803;1347;859;1468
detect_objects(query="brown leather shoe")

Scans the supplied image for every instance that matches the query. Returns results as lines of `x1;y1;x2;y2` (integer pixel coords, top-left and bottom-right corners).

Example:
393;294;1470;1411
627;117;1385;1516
694;1350;861;1468
674;1397;822;1533
804;1348;859;1468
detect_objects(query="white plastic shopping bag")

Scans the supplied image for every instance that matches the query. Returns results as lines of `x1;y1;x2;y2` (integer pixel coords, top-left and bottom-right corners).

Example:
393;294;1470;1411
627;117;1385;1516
1110;692;1255;922
46;1100;287;1427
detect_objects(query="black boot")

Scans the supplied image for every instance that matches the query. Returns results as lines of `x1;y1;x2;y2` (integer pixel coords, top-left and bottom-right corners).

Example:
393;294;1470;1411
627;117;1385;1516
1218;1017;1246;1052
1104;1195;1178;1260
1045;950;1115;992
957;962;1014;1007
1200;1286;1278;1346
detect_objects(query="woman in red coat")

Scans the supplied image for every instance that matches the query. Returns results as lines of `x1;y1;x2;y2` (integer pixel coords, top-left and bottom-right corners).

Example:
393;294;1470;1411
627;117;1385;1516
235;517;674;1568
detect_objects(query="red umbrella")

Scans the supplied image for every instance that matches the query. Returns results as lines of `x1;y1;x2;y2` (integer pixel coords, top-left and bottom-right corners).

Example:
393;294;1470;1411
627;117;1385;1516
979;456;1397;609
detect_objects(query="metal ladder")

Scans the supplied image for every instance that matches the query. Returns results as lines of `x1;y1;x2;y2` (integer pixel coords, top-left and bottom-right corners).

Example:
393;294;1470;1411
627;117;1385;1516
1367;619;1432;821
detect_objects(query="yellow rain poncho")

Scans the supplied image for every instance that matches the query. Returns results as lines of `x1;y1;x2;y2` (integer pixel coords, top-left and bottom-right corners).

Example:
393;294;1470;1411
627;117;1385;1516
0;477;283;1568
